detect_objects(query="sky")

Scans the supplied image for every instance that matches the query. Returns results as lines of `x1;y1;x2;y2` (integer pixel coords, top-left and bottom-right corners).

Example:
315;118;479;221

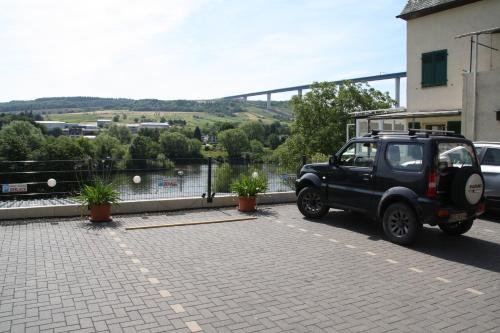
0;0;407;103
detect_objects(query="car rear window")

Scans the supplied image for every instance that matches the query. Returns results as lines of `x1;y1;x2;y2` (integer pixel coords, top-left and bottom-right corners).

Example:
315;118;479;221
438;142;477;169
386;143;423;171
482;148;500;166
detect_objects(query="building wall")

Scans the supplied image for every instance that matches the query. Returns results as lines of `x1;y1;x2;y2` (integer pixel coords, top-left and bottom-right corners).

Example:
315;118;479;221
406;0;500;113
462;68;500;141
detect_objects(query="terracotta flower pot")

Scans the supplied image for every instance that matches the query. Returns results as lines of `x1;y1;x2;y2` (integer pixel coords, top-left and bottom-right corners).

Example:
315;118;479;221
238;196;257;212
90;204;112;222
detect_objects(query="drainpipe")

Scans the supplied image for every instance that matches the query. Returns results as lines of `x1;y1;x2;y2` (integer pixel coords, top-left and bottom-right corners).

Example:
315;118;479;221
472;34;479;141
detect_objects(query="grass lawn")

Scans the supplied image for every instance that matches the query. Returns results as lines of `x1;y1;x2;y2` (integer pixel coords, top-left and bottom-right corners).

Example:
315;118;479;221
47;107;291;128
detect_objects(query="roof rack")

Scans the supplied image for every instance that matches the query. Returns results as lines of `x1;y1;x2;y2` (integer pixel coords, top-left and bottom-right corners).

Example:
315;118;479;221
364;129;465;138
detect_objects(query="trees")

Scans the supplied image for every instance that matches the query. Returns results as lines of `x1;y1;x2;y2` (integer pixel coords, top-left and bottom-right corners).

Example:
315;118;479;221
0;121;44;160
290;81;393;155
193;126;202;141
159;132;190;158
240;121;265;142
217;129;250;157
129;135;158;160
94;134;127;160
32;136;85;161
107;124;132;144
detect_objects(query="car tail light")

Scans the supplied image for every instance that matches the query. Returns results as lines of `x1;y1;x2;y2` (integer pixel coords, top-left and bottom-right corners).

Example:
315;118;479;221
427;170;438;198
476;202;486;215
437;209;449;217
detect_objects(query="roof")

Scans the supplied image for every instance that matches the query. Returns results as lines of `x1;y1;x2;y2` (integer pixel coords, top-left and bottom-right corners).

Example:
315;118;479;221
367;109;461;120
397;0;481;20
35;121;66;124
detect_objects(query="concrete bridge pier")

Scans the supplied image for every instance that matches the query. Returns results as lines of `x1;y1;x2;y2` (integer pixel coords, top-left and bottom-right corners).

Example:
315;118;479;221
298;89;302;98
267;93;271;109
395;77;401;107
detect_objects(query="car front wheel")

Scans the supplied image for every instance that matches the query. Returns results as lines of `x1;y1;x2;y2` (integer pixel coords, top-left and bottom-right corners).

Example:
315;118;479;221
439;219;474;235
382;202;421;245
297;187;329;219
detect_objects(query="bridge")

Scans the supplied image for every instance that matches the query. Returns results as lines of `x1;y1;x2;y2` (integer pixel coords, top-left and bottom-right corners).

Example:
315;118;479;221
222;71;406;109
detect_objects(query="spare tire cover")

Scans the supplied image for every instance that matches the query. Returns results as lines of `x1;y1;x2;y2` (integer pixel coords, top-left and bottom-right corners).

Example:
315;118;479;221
451;167;484;209
465;173;483;205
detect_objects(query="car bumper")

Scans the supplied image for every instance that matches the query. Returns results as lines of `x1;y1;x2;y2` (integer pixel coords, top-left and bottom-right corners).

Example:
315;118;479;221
417;198;484;226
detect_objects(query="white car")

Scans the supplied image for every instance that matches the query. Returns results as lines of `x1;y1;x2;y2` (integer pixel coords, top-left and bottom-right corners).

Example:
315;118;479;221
474;142;500;212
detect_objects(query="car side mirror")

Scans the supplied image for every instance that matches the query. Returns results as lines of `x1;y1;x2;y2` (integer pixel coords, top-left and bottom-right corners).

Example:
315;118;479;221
329;155;338;166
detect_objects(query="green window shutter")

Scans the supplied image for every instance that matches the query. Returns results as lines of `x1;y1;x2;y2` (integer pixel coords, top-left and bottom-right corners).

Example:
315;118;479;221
434;50;447;85
421;50;447;87
421;53;434;87
408;122;421;129
447;121;461;134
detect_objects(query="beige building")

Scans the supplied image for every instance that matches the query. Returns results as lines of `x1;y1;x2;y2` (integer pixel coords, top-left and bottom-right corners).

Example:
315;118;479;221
356;0;500;140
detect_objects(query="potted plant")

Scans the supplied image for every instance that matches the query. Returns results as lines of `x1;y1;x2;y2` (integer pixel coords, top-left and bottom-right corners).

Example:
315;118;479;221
231;172;268;212
77;179;120;222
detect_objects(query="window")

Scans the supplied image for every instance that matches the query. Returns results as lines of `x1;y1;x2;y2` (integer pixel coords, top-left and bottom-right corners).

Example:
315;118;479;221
386;143;423;171
339;142;377;168
438;142;477;169
422;50;447;87
483;148;500;166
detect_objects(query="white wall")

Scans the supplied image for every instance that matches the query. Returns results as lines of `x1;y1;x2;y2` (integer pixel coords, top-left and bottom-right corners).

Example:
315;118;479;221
462;68;500;141
406;0;500;113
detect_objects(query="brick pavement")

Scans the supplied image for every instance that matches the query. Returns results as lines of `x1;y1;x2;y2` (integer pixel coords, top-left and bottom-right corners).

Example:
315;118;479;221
1;204;499;332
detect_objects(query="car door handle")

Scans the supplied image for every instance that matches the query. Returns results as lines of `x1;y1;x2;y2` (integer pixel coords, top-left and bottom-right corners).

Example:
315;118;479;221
362;174;372;181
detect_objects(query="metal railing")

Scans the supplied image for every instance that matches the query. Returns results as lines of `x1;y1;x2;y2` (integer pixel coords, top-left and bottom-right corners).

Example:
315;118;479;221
0;157;306;208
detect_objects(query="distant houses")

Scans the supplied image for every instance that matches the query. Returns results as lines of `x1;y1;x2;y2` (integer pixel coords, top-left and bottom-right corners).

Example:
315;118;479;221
35;120;170;138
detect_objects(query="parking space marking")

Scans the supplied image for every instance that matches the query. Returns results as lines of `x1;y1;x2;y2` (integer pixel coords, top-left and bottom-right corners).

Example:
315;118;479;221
346;244;357;249
287;224;295;228
185;321;202;333
409;267;423;273
466;288;484;295
314;233;323;237
436;277;451;283
125;250;134;256
132;258;141;264
484;229;495;233
159;290;171;298
365;251;377;256
299;228;308;232
171;304;186;313
148;278;159;284
119;243;127;248
329;239;339;243
386;259;398;264
140;267;149;273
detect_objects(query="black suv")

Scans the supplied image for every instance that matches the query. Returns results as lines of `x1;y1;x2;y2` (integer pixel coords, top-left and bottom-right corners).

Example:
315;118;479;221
295;130;486;245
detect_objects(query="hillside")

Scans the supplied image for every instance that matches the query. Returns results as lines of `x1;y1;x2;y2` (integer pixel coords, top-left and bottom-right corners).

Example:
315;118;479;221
0;96;292;115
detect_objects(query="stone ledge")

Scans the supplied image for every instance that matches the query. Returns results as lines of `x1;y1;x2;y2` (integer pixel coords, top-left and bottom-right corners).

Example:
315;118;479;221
0;192;296;220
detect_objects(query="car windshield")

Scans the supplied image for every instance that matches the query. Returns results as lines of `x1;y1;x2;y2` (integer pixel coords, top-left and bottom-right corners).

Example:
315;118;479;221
438;142;477;169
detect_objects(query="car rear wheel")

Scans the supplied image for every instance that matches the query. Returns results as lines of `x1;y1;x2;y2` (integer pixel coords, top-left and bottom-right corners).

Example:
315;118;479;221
439;219;474;235
297;187;329;219
382;203;421;245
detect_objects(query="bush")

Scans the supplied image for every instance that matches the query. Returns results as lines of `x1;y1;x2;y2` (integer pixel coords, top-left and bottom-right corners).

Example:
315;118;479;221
214;163;234;193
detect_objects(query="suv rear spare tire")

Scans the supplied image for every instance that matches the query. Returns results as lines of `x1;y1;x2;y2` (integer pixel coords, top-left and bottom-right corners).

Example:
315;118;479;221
382;202;421;245
451;166;484;210
297;187;329;219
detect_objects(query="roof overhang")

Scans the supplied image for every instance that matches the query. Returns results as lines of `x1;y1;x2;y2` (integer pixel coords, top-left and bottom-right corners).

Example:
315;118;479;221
367;110;461;120
397;0;480;21
351;107;406;119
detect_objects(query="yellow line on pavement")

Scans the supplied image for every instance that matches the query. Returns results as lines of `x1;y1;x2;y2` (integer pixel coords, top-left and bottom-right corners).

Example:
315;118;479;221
125;216;258;230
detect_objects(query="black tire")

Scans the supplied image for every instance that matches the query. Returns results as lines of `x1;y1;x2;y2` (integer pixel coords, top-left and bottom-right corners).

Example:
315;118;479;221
297;186;329;219
382;202;421;245
439;219;474;235
451;167;484;210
